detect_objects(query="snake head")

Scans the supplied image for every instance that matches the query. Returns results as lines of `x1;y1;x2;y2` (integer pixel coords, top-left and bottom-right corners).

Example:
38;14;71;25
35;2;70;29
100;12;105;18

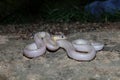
52;34;67;41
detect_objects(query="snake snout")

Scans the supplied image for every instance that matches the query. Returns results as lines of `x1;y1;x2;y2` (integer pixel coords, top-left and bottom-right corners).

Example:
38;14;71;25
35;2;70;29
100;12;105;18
52;35;67;41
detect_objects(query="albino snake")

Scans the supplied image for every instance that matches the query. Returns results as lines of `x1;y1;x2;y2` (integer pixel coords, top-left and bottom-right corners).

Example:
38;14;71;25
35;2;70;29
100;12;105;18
23;32;104;61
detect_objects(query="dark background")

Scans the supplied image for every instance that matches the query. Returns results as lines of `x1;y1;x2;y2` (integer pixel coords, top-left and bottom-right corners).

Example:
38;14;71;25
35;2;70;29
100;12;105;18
0;0;119;24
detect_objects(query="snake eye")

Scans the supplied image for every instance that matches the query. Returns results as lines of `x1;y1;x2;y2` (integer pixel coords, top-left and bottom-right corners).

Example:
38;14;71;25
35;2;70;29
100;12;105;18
61;35;64;38
61;35;67;39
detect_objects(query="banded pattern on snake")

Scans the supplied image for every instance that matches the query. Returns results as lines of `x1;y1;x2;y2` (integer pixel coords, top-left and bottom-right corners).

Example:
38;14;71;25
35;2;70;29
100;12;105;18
23;32;104;61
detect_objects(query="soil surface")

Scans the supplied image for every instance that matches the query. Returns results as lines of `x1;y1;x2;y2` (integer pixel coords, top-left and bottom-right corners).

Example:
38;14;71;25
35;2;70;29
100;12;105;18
0;22;120;80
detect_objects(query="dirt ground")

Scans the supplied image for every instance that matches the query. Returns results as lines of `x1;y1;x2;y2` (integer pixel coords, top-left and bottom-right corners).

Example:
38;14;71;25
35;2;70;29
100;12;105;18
0;22;120;80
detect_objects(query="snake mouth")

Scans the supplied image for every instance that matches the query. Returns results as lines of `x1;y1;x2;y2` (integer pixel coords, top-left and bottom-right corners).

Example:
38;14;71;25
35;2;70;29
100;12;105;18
51;35;67;41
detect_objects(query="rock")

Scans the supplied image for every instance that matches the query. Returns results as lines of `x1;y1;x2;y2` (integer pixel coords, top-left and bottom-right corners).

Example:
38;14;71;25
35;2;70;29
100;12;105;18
85;0;120;17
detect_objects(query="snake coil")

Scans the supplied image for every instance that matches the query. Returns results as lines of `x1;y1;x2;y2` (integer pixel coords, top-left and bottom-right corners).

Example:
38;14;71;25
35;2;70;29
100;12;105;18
24;32;104;61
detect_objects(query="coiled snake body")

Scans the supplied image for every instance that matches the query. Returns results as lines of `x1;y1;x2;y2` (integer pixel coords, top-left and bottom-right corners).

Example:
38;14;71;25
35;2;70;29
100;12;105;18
24;32;104;61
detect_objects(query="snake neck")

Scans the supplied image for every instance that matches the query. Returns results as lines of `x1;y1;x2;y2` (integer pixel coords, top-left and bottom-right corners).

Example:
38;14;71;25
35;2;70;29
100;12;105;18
34;33;46;48
57;40;75;51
